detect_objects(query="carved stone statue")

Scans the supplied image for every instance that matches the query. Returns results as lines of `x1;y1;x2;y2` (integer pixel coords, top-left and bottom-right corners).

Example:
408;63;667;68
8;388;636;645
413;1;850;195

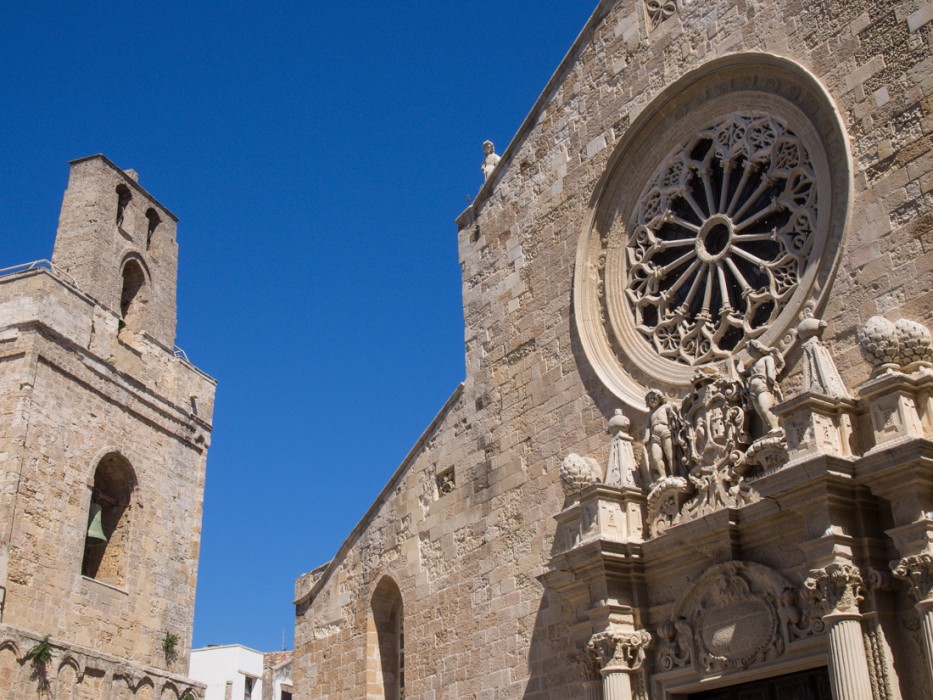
797;308;849;397
481;140;501;181
740;340;784;436
642;390;680;482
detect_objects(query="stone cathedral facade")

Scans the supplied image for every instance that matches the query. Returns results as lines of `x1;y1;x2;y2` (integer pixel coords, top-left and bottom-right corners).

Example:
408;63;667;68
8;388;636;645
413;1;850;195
293;1;933;699
0;156;215;698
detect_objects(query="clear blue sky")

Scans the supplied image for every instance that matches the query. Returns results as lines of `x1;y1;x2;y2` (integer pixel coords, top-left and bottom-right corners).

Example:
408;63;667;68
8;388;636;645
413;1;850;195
0;3;596;651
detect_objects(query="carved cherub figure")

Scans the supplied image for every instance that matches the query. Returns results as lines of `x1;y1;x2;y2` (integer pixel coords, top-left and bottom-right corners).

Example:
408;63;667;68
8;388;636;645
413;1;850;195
643;390;679;481
742;339;784;435
481;140;501;181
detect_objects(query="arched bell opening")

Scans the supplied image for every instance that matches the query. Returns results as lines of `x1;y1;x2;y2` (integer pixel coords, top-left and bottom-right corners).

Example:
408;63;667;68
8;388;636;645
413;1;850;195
82;452;136;586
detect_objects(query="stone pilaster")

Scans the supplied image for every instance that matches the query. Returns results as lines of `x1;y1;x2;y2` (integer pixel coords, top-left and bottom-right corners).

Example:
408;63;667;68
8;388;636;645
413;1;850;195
804;563;872;700
892;553;933;684
587;630;650;700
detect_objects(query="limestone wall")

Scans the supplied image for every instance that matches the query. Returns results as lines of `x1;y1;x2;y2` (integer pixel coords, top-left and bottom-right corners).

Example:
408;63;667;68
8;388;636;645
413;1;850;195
293;0;933;696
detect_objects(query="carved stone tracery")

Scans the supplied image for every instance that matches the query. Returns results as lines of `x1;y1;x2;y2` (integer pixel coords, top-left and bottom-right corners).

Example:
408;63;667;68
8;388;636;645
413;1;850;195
625;112;817;367
645;0;678;29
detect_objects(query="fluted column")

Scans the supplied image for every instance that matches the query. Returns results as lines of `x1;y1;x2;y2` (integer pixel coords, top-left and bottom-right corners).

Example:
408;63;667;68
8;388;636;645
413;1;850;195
587;630;651;700
805;563;872;700
892;553;933;683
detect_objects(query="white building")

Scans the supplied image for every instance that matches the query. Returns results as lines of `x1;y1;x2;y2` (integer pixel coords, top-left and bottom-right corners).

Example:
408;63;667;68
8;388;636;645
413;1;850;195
189;645;265;700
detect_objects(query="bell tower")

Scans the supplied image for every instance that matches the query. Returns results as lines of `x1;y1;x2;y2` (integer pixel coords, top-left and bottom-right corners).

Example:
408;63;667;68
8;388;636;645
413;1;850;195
0;155;214;697
51;154;179;349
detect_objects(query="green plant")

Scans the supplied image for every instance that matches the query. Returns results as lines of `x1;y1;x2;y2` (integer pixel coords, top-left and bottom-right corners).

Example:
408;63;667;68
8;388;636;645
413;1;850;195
182;694;195;700
162;632;179;659
26;636;52;667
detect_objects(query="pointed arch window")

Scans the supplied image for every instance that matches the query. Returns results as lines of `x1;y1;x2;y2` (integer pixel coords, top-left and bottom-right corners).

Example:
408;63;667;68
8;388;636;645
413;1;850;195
82;452;136;586
368;576;404;699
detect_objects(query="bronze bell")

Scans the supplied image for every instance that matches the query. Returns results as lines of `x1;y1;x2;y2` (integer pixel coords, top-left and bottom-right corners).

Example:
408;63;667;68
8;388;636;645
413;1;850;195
86;503;107;544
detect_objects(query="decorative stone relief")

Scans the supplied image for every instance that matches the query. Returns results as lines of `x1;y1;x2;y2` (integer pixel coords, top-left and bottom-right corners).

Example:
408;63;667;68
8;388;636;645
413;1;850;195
643;361;792;534
859;316;933;376
570;649;602;684
892;553;933;603
782;587;825;641
560;453;601;495
656;619;693;671
646;476;691;536
645;0;678;29
659;369;758;527
804;562;864;616
798;307;850;397
665;561;800;673
587;629;652;673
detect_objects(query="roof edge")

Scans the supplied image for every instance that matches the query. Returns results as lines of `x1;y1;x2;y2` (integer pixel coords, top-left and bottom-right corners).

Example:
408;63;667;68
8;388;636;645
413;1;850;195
69;154;180;222
294;382;465;606
457;0;613;227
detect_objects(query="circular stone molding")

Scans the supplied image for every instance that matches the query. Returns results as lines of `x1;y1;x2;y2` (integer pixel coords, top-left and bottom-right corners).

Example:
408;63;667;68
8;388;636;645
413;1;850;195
574;54;852;409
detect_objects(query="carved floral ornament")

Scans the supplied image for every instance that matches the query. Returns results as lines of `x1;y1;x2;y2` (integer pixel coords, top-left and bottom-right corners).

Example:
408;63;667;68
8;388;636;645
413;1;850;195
587;629;652;672
891;553;933;603
804;562;865;616
573;55;850;409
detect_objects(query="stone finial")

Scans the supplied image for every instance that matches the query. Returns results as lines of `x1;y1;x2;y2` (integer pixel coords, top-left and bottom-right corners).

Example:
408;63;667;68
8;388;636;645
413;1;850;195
605;409;638;488
123;168;139;182
559;453;601;494
859;315;933;374
481;140;501;181
797;309;850;398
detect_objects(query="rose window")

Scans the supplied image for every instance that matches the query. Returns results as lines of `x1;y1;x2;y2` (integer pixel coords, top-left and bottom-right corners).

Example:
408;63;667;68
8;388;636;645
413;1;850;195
625;112;817;365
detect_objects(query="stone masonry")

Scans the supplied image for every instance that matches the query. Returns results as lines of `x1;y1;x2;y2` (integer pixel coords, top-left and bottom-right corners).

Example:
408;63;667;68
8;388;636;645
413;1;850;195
293;0;933;698
0;155;215;698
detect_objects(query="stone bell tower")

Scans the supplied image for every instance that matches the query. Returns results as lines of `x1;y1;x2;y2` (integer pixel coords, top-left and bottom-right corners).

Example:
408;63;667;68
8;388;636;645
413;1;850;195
0;155;215;698
51;155;179;349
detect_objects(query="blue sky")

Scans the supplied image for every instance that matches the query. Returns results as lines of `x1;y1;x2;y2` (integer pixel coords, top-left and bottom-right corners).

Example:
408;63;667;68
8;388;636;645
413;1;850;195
0;3;596;651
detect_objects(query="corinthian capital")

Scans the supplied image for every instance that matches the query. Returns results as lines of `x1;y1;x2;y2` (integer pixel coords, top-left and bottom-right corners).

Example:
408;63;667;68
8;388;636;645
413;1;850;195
892;553;933;603
804;562;864;616
587;629;652;673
